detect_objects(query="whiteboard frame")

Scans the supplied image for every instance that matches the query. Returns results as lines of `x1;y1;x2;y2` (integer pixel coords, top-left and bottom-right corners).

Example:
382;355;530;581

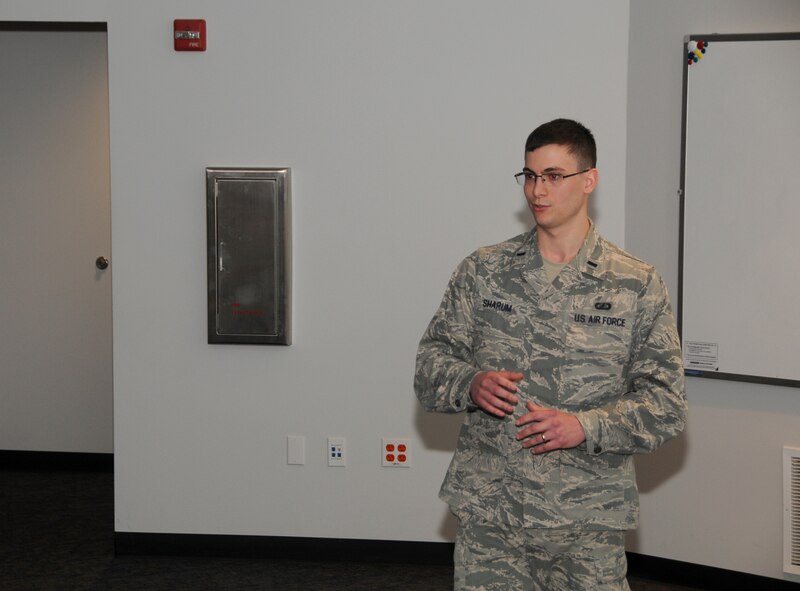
679;32;800;389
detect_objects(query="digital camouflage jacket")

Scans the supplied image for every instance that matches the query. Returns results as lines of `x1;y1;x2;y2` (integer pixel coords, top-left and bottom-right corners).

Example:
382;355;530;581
415;224;686;530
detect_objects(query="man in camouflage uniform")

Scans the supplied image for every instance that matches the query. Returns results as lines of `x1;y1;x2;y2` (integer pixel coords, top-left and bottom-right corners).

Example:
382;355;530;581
414;119;686;590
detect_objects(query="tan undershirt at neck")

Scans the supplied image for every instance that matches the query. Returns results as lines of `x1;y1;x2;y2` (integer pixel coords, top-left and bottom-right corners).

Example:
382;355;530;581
542;257;566;283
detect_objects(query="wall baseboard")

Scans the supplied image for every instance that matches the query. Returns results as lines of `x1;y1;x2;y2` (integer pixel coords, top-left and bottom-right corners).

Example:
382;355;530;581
114;532;799;589
115;532;453;565
0;450;113;471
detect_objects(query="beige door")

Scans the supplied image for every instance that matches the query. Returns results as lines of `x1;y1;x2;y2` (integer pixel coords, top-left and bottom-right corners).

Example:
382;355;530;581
0;26;112;453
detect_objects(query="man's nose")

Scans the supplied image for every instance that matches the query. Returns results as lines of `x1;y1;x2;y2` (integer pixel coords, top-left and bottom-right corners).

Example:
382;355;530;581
532;177;547;196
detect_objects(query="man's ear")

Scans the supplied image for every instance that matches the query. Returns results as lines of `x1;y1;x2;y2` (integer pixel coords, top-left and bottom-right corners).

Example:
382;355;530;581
584;168;598;195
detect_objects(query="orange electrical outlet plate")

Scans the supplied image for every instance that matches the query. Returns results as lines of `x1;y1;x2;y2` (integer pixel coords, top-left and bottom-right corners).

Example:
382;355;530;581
382;438;411;467
174;19;206;51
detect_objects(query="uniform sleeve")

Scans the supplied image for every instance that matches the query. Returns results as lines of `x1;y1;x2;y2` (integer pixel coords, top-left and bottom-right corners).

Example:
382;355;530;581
414;258;482;413
576;270;687;455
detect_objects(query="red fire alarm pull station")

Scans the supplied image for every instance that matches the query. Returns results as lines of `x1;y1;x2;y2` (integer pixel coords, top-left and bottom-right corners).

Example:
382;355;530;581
174;19;206;51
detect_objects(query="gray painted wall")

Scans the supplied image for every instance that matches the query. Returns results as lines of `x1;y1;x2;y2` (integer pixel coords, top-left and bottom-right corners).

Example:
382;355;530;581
626;0;800;580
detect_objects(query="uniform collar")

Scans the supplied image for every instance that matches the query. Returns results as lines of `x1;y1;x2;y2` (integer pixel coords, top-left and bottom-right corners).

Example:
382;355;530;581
571;221;604;280
515;221;604;294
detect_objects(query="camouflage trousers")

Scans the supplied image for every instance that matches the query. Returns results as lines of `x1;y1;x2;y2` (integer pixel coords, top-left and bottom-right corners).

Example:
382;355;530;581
454;518;630;591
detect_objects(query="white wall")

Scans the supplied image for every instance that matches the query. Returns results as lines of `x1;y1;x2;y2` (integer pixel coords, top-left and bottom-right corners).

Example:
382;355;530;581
626;0;800;581
0;0;631;542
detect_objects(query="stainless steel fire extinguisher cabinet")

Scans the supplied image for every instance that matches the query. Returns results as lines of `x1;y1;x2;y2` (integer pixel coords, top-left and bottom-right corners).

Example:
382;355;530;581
206;167;291;345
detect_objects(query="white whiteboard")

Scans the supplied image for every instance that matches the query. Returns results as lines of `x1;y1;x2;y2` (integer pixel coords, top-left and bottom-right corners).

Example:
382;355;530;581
680;33;800;388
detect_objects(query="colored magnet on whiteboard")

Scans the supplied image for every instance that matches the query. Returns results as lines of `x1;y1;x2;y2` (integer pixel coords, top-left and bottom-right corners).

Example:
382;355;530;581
687;40;709;66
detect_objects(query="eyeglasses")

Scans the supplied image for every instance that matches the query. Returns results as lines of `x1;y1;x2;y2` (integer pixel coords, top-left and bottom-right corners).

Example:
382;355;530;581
514;168;591;187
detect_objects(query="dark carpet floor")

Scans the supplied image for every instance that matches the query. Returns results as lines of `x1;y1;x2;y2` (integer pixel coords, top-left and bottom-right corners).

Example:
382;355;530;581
0;469;706;590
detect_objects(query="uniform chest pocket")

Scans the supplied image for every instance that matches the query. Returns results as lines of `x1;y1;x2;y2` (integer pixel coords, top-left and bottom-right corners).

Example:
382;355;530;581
560;294;635;406
472;295;527;367
564;294;635;363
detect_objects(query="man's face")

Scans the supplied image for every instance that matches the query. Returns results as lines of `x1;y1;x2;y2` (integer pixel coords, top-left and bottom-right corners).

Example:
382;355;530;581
523;144;596;233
